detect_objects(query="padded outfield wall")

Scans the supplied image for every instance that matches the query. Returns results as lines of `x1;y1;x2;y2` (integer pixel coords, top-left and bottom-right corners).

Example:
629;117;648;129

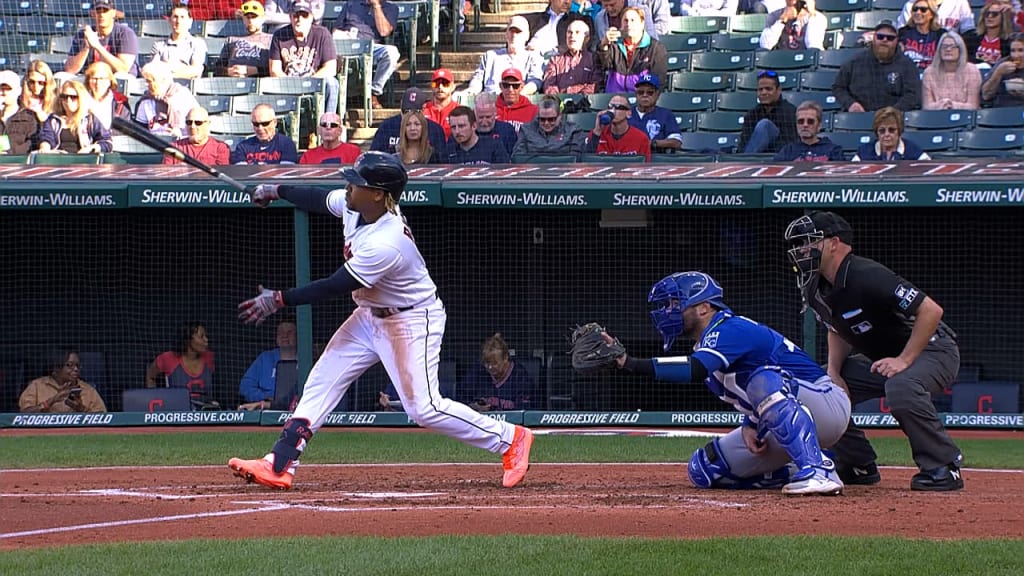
1;161;1022;419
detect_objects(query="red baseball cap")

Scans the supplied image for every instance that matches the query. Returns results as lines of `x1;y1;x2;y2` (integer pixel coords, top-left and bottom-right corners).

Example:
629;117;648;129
500;68;524;82
432;68;454;83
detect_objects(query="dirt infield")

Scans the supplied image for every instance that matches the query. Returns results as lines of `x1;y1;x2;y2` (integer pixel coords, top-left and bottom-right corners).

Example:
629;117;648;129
3;459;1022;549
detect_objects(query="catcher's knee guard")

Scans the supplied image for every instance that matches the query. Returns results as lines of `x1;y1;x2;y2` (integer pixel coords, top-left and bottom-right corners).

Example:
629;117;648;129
747;367;827;480
270;418;313;474
688;438;795;490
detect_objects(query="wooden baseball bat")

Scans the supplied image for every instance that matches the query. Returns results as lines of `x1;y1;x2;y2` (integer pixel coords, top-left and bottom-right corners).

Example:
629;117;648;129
111;117;249;192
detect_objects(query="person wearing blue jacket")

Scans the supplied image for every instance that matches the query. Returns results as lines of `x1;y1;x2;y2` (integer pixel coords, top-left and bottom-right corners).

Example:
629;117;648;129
239;319;297;410
773;101;846;162
851;106;931;161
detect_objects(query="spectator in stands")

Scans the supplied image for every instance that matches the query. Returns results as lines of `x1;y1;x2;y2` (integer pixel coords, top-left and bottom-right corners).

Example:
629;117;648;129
773;100;845;161
832;20;922;112
231;103;299;164
271;1;339;115
0;70;33;155
37;80;112;155
146;322;218;408
981;32;1024;106
331;0;399;109
736;70;798;154
239;319;298;410
474;92;519;156
851;106;931;160
678;0;740;16
512;94;587;158
922;31;982;109
300;112;361;164
264;0;326;29
598;7;667;93
369;87;447;154
216;0;274;78
164;106;231;166
19;350;107;414
187;0;240;21
586;93;652;160
65;0;140;78
897;0;974;35
444;105;512;164
496;68;540;133
423;68;458;137
21;61;56;125
898;0;948;70
151;2;208;80
524;0;596;56
595;0;671;42
760;0;827;51
629;73;682;153
85;62;131;131
459;334;542;412
134;60;200;139
465;15;545;95
543;19;604;94
966;1;1015;66
397;110;438;164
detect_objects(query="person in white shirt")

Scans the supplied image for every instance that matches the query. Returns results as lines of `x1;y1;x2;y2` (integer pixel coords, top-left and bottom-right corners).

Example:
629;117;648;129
151;3;208;79
897;0;975;34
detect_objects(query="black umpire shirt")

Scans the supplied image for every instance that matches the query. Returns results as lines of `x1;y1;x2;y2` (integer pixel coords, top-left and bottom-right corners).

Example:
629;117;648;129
804;253;954;361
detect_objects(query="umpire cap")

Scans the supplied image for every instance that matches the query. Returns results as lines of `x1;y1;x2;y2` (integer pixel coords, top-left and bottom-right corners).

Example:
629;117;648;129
786;211;853;245
342;151;408;201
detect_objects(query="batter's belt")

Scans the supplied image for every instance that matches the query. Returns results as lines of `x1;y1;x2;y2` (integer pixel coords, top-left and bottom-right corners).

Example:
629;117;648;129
369;295;437;318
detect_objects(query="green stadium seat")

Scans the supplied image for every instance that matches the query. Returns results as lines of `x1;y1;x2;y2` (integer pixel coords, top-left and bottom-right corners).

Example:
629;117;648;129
203;19;252;38
323;0;348;23
832;111;876;131
672;15;729;34
817;48;862;69
42;0;89;18
140;18;203;38
565;112;598;129
673;111;697;131
826;130;873;152
1;0;41;17
0;155;29;164
666;52;691;73
657;92;714;112
823;13;854;33
853;11;901;30
49;34;73;54
691;50;753;72
335;37;374;123
16;15;75;35
0;17;8;35
28;151;103;165
193;77;258;96
111;134;158;154
903;110;975;131
728;14;767;34
259;77;326;128
589;93;636;110
815;0;870;11
715;91;758;111
709;33;761;52
871;0;908;9
659;33;710;52
755;49;818;71
799;70;839;92
696;111;746;132
957;129;1024;153
23;52;65;73
678;131;738;152
974;107;1024;128
672;71;736;92
736;70;799;91
120;1;168;19
902;130;957;152
195;94;231;115
784;91;841;112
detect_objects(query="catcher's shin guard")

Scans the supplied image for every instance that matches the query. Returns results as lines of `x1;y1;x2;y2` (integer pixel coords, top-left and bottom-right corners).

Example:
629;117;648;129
270;418;313;474
747;368;827;480
688;438;796;489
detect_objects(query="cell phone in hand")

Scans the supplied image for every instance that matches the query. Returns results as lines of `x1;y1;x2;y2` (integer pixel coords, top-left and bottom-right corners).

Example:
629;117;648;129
68;386;83;399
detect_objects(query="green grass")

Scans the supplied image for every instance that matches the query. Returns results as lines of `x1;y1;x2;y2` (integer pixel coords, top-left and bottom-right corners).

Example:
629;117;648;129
2;431;1022;470
2;536;1023;576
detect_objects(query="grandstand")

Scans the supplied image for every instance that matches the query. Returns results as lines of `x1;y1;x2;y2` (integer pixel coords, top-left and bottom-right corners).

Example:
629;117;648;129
0;0;1022;159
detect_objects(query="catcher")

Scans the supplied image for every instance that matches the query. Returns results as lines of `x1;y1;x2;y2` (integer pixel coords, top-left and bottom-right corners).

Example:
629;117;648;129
571;271;851;496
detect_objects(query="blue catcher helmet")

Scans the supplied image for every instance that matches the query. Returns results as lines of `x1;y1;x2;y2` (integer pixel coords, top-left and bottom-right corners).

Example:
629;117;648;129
648;272;729;351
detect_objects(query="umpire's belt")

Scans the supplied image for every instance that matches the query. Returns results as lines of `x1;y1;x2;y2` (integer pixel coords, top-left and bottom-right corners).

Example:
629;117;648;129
370;295;436;319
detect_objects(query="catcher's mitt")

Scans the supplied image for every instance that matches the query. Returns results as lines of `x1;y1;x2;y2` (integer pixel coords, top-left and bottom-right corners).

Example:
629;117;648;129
570;323;626;374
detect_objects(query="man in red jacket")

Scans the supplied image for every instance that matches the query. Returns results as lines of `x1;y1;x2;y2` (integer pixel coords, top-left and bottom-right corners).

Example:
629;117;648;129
164;106;231;166
422;68;458;138
495;68;538;133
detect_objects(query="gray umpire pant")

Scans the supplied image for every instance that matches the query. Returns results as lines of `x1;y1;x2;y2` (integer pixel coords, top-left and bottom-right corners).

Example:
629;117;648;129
831;336;962;471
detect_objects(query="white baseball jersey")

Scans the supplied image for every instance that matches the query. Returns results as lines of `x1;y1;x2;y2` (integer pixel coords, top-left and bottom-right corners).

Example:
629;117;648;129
326;190;436;309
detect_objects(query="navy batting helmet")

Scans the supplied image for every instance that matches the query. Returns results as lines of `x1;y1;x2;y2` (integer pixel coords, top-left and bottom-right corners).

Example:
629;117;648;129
342;151;408;201
648;272;729;351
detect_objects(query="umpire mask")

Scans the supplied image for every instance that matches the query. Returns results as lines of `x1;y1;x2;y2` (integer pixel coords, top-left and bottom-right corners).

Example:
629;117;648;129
784;211;853;288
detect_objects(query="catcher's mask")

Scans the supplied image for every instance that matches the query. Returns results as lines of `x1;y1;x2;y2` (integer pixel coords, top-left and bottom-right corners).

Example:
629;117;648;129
784;211;853;288
648;271;728;351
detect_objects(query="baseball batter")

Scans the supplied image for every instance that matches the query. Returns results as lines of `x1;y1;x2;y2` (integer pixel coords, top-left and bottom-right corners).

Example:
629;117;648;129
228;151;534;489
610;272;850;496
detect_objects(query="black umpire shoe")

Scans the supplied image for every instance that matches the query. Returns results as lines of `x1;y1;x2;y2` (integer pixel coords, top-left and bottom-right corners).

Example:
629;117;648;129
837;462;882;485
911;462;964;492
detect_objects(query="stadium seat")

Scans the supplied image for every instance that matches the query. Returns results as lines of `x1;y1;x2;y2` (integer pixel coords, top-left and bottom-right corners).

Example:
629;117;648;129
23;52;66;73
672;71;736;92
832;111;876;131
902;130;957;152
815;0;870;11
1;36;49;55
259;77;326;132
122;388;192;412
674;111;697;131
696;111;746;132
784;91;841;112
736;70;799;91
853;11;901;30
799;70;839;92
16;15;75;35
755;49;818;71
715;91;758;112
565;112;598;129
903;109;975;131
666;52;691;73
667;0;682;16
825;130;873;152
818;48;862;69
589;92;636;110
956;128;1024;153
323;0;348;23
232;94;300;141
140;18;203;38
672;15;729;34
2;0;40;16
28;151;103;165
820;112;835;132
208;114;257;143
0;155;29;164
203;19;252;38
120;1;167;19
728;14;767;34
335;37;374;123
691;50;753;72
678;131;738;153
41;0;91;17
709;33;761;52
834;29;868;48
193;77;258;96
823;14;854;34
657;91;714;112
392;1;427;82
659;33;710;52
194;94;231;115
871;0;908;9
0;17;7;35
974;107;1024;128
49;34;73;54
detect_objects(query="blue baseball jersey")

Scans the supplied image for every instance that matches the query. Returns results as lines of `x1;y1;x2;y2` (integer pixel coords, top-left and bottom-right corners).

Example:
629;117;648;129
660;310;825;420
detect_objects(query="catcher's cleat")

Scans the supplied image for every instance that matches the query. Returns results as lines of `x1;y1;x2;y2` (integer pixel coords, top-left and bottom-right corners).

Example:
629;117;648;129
502;425;534;488
781;472;844;496
228;457;293;490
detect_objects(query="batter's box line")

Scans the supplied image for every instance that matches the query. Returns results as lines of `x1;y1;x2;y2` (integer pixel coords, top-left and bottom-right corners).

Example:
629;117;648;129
229;503;744;513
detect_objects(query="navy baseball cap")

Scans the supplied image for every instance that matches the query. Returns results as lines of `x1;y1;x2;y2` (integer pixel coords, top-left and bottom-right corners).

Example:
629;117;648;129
810;211;853;243
291;0;313;13
636;73;660;91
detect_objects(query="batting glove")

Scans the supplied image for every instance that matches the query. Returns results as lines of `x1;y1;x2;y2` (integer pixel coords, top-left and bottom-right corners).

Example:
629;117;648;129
238;285;285;325
251;184;281;208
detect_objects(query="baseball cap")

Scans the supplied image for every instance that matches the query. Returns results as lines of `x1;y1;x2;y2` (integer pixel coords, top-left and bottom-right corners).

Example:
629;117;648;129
501;67;524;82
508;15;530;35
432;68;454;83
636;73;659;91
291;0;313;14
810;211;853;244
874;19;898;34
240;0;264;16
401;86;427;112
0;70;21;95
93;0;115;9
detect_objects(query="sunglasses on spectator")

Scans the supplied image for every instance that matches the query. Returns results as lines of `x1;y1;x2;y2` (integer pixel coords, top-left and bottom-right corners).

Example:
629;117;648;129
757;70;779;78
912;5;930;12
292;11;312;18
985;10;1002;16
607;103;630;111
320;122;341;128
60;93;79;100
499;82;522;89
185;119;206;126
635;89;657;96
252;120;275;127
877;126;899;134
28;78;47;86
796;118;818;125
874;33;897;41
432;80;452;88
538;116;558;123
